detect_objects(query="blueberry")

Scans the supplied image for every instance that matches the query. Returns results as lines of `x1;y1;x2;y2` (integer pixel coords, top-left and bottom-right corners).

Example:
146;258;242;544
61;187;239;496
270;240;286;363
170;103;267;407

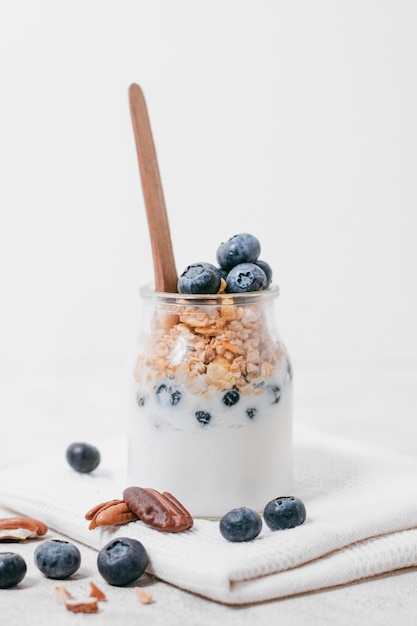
267;384;281;404
216;233;261;272
156;383;182;406
255;260;273;288
136;392;146;407
219;507;262;542
246;407;257;419
195;410;211;425
222;388;240;407
97;537;148;586
226;263;267;293
218;267;228;282
263;496;307;531
0;552;27;588
66;442;101;473
178;262;221;294
34;539;81;579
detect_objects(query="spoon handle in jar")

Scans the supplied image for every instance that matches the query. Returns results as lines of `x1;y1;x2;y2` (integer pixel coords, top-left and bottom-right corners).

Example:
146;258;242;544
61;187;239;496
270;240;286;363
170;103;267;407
129;84;178;293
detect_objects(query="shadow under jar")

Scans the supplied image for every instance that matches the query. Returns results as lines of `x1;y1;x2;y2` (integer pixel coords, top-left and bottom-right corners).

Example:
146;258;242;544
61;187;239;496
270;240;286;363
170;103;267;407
129;284;293;518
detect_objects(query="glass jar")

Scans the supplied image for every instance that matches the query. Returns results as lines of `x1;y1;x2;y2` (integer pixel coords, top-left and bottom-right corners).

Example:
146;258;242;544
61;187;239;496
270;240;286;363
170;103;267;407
128;284;293;518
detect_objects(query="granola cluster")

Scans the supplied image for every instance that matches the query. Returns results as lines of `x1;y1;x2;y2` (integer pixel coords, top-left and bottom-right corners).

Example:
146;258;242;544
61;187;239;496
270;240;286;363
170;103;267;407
134;301;283;394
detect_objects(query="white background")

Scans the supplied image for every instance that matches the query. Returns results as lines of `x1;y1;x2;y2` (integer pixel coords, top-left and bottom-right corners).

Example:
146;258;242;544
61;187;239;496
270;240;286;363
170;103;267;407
1;1;417;418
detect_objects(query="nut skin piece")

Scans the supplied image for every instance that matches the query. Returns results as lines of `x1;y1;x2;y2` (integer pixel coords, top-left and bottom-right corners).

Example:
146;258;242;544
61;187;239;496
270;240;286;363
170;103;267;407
55;583;73;603
123;486;193;532
89;580;107;601
65;598;99;614
0;516;48;542
85;500;138;530
134;587;153;604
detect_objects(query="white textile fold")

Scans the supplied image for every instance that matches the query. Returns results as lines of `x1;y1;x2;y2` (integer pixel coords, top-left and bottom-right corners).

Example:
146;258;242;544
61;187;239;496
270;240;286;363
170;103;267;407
1;423;417;605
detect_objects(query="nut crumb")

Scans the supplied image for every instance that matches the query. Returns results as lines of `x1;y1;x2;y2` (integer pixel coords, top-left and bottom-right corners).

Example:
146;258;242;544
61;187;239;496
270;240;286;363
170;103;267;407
89;581;107;601
134;587;153;604
65;598;99;614
55;583;72;604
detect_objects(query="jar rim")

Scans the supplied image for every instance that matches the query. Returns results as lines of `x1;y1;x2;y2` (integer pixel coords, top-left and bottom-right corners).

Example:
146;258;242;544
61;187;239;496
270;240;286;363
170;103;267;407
139;283;279;305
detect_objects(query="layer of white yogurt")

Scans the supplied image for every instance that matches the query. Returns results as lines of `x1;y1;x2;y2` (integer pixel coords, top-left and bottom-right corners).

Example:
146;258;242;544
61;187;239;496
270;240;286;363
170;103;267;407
128;356;293;518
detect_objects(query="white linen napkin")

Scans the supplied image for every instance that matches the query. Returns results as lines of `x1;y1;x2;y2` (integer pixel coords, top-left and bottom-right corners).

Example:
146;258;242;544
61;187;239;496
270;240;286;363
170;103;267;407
1;422;417;605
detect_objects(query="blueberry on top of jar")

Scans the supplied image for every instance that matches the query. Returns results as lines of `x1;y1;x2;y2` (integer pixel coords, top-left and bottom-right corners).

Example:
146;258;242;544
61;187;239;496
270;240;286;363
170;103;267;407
178;262;221;294
254;259;273;288
156;383;182;406
216;233;261;272
226;263;267;293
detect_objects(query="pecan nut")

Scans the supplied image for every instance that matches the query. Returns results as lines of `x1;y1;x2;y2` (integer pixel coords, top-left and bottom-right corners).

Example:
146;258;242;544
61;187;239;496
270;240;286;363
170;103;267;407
85;499;139;530
0;516;48;542
123;486;193;532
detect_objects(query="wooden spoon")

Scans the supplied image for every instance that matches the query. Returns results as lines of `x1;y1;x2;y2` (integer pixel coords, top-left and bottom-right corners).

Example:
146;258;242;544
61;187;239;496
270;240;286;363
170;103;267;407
129;83;178;293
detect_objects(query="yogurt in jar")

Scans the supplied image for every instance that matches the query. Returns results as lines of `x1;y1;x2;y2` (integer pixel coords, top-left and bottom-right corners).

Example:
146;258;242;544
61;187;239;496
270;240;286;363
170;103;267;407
128;284;293;518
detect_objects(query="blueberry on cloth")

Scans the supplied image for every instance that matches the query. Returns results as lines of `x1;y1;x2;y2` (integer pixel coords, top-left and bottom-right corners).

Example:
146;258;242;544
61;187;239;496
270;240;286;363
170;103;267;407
226;263;267;293
195;410;212;425
66;442;101;473
97;538;148;586
255;260;273;288
222;388;240;407
219;507;262;542
246;407;258;419
216;233;261;272
263;496;307;531
178;262;221;294
34;539;81;579
0;552;27;588
156;383;182;406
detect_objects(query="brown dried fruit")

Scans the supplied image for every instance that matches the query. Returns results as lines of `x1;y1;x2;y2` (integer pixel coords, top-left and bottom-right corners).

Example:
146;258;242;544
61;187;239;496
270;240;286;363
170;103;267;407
123;486;193;532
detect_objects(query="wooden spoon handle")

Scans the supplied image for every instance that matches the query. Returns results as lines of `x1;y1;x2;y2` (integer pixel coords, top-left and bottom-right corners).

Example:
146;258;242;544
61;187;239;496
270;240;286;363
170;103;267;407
129;84;178;293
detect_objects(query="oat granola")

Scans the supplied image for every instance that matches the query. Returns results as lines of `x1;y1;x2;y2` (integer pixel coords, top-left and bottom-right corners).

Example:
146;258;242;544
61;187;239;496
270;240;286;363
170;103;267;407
134;302;283;393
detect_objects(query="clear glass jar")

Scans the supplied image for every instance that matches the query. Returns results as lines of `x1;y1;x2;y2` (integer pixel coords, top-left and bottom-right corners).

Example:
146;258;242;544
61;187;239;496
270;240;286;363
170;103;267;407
128;284;293;518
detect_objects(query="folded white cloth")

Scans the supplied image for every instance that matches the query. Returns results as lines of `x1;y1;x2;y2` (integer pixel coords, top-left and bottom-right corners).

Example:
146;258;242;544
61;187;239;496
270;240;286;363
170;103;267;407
1;423;417;605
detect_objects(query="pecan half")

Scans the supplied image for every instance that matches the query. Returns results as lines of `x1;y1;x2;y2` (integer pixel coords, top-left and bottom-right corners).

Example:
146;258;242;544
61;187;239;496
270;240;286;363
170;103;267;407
85;499;138;530
0;516;48;542
123;486;193;532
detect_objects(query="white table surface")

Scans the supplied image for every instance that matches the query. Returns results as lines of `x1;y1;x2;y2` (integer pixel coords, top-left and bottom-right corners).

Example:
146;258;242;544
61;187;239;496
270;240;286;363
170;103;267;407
1;357;417;625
